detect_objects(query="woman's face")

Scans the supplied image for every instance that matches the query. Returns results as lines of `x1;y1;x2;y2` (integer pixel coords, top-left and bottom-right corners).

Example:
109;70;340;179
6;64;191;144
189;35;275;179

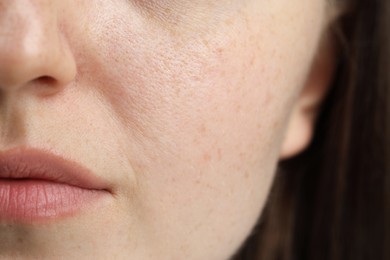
0;0;331;259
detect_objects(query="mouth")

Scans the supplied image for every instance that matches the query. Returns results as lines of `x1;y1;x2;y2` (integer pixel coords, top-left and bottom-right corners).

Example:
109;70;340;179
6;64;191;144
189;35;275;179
0;148;111;223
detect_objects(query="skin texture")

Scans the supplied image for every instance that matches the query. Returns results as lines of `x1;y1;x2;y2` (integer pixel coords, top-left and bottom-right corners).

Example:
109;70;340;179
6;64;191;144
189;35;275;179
0;0;335;259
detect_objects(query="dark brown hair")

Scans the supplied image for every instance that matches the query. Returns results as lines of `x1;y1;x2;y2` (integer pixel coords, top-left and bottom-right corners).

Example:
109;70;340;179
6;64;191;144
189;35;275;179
234;0;389;259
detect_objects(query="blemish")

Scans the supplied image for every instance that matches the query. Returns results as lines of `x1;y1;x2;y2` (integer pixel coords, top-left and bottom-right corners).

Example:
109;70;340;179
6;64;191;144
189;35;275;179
217;148;222;161
175;87;181;95
224;17;234;26
235;104;242;113
203;152;212;162
215;47;224;56
193;137;200;144
199;124;207;134
249;54;256;66
202;38;210;48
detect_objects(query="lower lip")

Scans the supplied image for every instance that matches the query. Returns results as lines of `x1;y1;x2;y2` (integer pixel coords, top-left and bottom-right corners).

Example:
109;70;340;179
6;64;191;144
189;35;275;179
0;179;107;223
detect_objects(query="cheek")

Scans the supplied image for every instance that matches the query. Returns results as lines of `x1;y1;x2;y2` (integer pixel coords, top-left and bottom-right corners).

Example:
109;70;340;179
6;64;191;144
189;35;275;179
108;31;283;258
97;35;279;259
71;0;324;258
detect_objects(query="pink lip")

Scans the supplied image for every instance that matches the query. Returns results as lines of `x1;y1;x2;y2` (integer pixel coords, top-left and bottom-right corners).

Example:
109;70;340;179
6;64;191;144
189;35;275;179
0;148;111;223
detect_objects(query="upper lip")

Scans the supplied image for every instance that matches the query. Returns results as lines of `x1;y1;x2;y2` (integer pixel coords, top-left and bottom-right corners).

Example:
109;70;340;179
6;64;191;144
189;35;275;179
0;148;109;191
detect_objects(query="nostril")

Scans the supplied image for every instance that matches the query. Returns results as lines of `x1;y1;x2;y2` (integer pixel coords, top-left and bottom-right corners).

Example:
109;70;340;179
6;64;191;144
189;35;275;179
32;76;60;96
36;76;57;85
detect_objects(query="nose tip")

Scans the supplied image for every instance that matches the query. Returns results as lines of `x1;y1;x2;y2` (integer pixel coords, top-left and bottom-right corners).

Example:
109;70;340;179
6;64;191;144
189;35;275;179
0;1;77;95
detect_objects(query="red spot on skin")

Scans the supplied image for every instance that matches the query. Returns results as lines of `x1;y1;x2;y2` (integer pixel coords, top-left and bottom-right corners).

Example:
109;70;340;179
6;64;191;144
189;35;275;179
175;87;181;95
202;38;210;48
199;124;207;134
249;54;255;67
193;137;200;145
272;120;280;130
217;148;222;161
235;104;242;113
216;48;224;56
224;17;234;26
264;90;273;107
203;152;211;162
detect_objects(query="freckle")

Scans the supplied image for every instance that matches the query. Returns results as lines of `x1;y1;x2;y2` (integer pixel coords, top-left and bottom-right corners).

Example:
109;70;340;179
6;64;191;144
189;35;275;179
217;148;222;161
216;48;223;56
249;55;256;66
203;152;212;162
199;124;207;134
193;137;200;144
245;172;249;179
175;87;181;95
225;86;232;94
224;17;234;26
202;38;210;48
235;104;242;113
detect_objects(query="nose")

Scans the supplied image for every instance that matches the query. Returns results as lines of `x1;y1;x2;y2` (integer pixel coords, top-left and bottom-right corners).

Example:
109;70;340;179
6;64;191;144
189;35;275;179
0;1;76;96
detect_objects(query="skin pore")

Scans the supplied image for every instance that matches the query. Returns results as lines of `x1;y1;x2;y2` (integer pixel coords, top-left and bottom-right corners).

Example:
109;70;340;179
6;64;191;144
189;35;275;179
0;0;335;259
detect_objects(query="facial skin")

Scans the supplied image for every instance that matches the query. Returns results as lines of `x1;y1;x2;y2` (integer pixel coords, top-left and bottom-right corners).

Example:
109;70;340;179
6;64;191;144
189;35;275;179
0;0;335;259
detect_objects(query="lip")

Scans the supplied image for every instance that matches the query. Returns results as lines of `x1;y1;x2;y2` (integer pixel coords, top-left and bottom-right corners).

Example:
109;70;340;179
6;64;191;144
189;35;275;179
0;148;111;223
